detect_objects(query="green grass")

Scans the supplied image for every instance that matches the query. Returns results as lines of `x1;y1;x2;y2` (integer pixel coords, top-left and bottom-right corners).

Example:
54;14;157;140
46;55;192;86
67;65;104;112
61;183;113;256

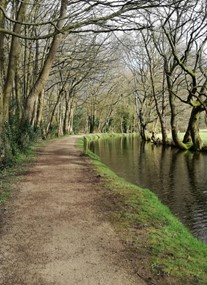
79;134;207;285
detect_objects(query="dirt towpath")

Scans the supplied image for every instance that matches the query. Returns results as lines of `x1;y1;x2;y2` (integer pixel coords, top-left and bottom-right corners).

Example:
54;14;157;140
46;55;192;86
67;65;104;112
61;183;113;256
0;136;147;285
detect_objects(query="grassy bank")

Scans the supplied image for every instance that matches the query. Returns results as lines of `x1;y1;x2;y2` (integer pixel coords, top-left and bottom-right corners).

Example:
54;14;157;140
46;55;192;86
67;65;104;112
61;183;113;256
80;134;207;285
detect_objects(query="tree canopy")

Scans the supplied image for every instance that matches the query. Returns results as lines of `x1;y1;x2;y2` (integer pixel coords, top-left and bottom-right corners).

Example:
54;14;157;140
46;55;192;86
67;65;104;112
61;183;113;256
0;0;207;164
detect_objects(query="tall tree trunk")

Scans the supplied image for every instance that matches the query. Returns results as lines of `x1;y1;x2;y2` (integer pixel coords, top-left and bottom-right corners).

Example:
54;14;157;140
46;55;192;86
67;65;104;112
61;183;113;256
88;115;96;134
0;82;3;158
31;97;38;128
58;104;64;137
3;1;29;121
46;88;64;136
36;90;44;129
23;0;67;127
68;107;74;134
183;125;191;143
0;0;10;160
15;66;22;122
63;95;74;135
0;0;6;138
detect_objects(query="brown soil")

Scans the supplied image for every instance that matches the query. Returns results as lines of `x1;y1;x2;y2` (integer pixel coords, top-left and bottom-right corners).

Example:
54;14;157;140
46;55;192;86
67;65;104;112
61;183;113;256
0;136;149;285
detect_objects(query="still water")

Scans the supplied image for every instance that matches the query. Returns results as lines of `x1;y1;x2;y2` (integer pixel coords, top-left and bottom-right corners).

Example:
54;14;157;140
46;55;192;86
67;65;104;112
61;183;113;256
89;136;207;243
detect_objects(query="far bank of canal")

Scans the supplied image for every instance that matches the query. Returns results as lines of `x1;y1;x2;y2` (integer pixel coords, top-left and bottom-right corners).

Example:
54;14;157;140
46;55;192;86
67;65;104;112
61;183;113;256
89;136;207;243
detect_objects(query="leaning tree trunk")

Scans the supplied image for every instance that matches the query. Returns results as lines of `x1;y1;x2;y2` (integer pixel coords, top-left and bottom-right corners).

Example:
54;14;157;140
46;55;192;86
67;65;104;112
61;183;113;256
0;0;6;159
15;63;23;122
35;90;44;130
3;1;29;122
183;125;191;143
0;83;3;158
22;0;67;128
31;97;38;129
0;7;5;133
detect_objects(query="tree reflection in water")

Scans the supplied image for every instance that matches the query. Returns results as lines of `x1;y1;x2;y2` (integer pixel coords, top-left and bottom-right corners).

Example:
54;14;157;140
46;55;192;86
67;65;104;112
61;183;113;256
90;137;207;243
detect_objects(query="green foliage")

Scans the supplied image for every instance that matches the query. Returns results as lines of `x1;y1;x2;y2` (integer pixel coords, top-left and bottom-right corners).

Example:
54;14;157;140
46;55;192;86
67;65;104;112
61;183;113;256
1;122;21;165
0;118;41;168
18;122;41;149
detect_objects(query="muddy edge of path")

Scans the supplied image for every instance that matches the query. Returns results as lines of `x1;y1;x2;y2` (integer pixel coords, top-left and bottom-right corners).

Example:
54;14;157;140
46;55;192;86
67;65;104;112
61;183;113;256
0;136;149;285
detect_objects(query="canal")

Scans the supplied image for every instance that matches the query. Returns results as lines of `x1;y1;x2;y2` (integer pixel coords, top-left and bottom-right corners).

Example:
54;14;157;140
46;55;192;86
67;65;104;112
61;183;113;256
89;136;207;243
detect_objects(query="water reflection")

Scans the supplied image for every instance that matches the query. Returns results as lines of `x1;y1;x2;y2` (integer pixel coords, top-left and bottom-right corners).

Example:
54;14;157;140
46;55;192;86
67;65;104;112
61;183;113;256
90;137;207;243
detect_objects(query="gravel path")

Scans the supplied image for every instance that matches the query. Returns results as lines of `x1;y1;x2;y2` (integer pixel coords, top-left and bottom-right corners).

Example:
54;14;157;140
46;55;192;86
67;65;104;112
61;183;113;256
0;136;147;285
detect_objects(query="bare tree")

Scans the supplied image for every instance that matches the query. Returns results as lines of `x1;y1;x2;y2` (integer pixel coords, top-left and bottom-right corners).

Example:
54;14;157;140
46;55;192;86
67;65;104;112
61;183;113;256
161;0;207;150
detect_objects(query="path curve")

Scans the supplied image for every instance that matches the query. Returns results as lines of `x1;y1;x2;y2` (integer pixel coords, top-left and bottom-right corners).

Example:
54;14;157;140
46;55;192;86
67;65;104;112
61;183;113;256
0;136;147;285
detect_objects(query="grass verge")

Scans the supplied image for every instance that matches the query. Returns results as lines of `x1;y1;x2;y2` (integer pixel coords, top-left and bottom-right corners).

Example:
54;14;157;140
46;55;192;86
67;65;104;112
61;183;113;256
79;134;207;285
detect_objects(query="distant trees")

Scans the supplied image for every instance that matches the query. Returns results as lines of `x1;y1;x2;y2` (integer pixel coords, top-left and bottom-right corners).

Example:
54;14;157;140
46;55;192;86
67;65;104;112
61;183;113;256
122;32;168;141
81;61;132;133
0;0;207;164
123;0;207;150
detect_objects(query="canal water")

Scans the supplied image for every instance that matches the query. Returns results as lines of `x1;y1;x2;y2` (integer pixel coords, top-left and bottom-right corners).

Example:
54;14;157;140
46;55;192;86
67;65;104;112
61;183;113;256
89;136;207;243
